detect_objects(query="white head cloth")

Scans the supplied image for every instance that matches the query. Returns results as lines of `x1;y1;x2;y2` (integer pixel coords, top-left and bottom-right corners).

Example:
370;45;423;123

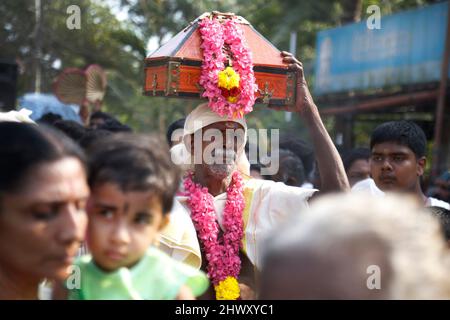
0;108;35;123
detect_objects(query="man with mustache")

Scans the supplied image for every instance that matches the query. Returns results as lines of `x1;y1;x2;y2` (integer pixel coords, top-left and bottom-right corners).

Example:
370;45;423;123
367;120;449;210
159;52;349;300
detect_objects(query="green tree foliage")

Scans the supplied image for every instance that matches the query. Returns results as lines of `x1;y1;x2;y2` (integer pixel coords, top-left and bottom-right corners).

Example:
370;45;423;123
1;0;146;126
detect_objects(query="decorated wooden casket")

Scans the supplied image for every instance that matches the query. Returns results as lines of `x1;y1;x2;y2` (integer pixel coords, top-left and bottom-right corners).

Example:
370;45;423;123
143;12;297;108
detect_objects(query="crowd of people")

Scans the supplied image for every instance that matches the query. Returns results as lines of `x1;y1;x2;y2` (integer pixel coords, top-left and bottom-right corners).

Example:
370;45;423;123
0;52;450;300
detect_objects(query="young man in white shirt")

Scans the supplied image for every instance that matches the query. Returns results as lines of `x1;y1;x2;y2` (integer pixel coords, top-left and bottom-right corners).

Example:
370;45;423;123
353;120;449;210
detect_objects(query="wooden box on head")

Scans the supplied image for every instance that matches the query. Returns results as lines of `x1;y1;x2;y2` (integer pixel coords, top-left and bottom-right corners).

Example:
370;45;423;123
144;12;297;107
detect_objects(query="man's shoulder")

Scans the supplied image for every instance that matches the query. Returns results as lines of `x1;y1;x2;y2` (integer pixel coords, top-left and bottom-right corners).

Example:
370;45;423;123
244;177;317;199
427;197;450;210
352;178;385;196
243;176;277;190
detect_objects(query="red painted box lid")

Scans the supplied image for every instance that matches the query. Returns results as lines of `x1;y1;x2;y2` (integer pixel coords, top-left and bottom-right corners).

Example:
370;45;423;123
146;12;286;68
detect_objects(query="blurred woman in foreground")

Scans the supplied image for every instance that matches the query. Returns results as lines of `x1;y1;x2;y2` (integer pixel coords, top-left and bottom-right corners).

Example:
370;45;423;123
0;122;89;299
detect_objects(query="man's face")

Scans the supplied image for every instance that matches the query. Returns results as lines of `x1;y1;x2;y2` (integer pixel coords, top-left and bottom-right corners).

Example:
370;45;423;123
191;121;245;179
347;159;370;187
370;142;425;192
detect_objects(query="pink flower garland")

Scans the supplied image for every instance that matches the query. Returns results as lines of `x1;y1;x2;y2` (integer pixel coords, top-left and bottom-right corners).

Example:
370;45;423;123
183;171;245;286
198;16;258;119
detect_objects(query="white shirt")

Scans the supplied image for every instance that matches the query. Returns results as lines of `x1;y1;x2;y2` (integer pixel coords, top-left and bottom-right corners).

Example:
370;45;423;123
352;178;385;196
426;197;450;210
352;178;450;210
160;178;317;269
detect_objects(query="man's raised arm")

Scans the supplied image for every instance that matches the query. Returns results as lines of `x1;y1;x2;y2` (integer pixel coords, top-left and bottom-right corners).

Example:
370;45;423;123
269;51;349;193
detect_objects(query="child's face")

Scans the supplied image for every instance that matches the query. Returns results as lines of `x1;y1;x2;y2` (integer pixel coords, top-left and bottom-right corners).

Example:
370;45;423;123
86;182;169;271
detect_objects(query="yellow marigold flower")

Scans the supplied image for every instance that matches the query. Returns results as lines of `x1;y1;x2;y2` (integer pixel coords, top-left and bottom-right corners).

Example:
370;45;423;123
227;96;238;103
218;67;240;90
214;276;240;300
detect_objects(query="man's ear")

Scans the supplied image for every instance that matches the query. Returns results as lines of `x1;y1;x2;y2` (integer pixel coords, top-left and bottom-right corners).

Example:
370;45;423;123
417;156;426;176
158;214;170;231
183;134;194;155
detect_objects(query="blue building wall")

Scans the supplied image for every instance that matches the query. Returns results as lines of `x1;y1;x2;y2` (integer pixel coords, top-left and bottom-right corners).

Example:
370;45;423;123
314;1;448;95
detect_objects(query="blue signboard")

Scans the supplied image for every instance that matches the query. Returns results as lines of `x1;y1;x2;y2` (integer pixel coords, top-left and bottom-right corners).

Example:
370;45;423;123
314;1;448;95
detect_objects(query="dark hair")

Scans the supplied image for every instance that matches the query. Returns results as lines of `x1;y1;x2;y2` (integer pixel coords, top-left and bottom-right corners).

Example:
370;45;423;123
96;120;132;133
78;129;112;151
166;118;186;147
88;133;180;214
279;136;314;179
0;122;86;194
343;147;371;172
268;149;305;187
370;121;427;158
89;111;131;132
37;112;63;126
53;120;87;142
250;163;262;173
427;171;450;203
428;206;450;241
90;111;119;124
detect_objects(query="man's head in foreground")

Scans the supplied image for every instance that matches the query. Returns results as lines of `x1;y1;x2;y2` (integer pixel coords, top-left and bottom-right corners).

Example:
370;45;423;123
259;193;450;299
